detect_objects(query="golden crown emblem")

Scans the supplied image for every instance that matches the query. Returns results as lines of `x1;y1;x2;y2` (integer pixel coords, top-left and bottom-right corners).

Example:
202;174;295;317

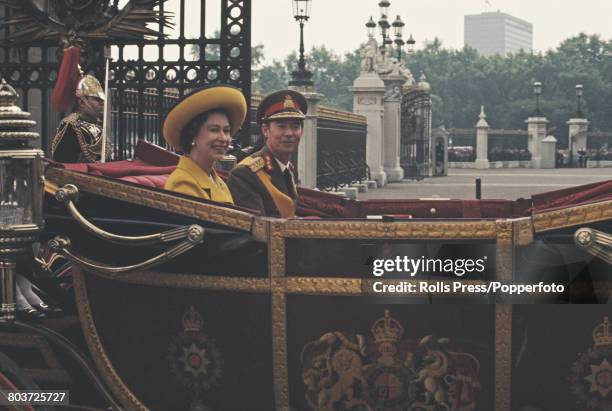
181;305;204;333
592;316;612;347
371;309;404;344
283;95;295;109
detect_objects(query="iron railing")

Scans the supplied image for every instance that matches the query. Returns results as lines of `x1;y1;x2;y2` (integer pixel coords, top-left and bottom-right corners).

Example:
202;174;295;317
109;88;179;159
0;0;252;158
316;117;368;191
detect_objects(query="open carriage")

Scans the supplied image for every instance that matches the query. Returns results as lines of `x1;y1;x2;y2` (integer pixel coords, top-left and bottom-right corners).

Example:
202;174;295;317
2;139;607;410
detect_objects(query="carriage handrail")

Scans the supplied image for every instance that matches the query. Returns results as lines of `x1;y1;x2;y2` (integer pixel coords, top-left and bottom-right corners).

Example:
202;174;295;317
574;227;612;265
55;184;200;246
48;228;205;275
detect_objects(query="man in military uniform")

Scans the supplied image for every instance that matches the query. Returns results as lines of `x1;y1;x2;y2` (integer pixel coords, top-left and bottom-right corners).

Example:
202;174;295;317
227;90;307;217
51;74;111;163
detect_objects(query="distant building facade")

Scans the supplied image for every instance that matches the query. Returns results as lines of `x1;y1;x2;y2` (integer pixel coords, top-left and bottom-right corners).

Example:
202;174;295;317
464;11;533;56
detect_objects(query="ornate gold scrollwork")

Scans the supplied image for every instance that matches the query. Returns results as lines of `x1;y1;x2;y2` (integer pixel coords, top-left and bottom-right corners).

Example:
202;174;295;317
574;227;612;265
48;224;204;275
55;184;203;245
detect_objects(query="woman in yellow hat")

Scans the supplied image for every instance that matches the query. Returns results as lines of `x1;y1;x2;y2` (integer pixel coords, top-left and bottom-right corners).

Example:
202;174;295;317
162;85;247;203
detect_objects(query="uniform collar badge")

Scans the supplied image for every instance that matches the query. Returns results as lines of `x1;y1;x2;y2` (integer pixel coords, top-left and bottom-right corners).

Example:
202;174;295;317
263;152;274;173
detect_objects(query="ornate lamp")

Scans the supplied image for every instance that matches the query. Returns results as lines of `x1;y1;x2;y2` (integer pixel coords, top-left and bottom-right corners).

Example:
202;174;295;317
378;0;390;16
406;33;416;53
377;13;391;52
366;16;377;38
575;84;584;118
533;81;543;116
0;79;44;322
392;15;405;60
289;0;314;87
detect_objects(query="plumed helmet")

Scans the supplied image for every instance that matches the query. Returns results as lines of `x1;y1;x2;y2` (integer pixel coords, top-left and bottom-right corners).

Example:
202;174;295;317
76;74;105;101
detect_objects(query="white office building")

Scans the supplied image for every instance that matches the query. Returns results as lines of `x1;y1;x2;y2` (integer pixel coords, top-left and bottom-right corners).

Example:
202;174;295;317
464;11;533;56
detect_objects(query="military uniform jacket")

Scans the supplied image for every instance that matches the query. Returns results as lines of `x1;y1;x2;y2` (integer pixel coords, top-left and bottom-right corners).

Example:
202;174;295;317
51;113;111;163
226;146;298;217
165;156;234;204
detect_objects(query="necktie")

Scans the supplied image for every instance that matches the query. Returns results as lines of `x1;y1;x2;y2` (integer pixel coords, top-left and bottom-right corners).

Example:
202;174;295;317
283;169;294;196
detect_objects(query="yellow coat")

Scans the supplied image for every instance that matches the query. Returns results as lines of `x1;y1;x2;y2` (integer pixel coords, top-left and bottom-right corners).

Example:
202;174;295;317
164;156;234;204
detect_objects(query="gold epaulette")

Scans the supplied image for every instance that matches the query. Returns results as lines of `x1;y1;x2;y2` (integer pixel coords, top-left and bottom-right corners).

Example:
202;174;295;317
240;156;265;173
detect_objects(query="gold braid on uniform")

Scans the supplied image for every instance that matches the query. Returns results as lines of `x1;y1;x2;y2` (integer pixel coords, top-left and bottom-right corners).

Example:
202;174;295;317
51;113;111;163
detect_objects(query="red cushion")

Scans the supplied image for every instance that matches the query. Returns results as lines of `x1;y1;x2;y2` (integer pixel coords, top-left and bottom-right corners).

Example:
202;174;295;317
531;179;612;211
120;174;169;189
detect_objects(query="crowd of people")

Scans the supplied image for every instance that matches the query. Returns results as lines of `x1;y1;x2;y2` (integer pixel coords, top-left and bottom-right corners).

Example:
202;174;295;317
448;146;532;162
555;145;612;168
449;145;612;167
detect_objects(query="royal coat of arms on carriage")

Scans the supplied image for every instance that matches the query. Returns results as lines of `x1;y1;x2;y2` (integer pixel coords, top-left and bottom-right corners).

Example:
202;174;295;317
570;316;612;410
301;310;481;411
168;305;222;409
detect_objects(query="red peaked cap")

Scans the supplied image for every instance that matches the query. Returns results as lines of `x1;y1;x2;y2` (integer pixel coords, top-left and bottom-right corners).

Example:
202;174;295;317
52;46;81;112
256;89;307;125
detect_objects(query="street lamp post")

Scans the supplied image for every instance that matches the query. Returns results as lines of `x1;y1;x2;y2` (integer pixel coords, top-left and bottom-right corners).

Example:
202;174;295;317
377;13;391;54
533;81;542;116
289;0;313;87
392;15;405;60
374;1;415;59
575;84;584;118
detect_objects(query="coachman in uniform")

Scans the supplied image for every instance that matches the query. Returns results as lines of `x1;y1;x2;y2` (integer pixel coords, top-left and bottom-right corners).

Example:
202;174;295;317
227;90;307;217
50;74;111;163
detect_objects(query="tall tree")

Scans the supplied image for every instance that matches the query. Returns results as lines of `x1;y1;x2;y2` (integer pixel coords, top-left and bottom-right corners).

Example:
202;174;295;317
246;33;612;147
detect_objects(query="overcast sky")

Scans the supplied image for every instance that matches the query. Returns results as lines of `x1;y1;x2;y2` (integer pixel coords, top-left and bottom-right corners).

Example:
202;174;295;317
250;0;612;63
115;0;612;63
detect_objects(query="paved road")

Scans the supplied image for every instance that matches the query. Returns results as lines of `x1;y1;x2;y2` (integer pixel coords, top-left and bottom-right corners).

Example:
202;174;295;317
358;168;611;200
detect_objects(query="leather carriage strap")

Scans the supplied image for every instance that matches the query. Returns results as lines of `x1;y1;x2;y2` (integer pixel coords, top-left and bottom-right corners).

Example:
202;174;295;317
255;169;296;218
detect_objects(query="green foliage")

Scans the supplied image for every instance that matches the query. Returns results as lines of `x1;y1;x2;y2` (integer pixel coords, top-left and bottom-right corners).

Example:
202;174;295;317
252;45;361;109
249;34;612;147
403;35;612;146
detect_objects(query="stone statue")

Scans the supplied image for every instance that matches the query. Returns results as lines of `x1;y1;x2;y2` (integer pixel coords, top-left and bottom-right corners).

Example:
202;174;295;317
360;38;378;73
375;47;393;75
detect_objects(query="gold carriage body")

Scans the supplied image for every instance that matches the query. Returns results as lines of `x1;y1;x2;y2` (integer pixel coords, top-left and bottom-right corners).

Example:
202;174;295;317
40;146;612;411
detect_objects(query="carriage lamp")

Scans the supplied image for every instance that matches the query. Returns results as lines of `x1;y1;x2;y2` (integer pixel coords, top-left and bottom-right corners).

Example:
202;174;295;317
0;79;44;322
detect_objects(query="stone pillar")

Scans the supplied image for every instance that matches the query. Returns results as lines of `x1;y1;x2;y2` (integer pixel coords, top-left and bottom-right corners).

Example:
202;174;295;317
289;84;321;188
351;72;387;187
380;74;405;181
475;106;490;169
567;118;589;167
540;135;557;169
526;116;549;169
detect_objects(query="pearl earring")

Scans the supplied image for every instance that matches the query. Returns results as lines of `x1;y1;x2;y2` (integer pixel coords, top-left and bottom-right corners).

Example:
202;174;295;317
191;141;196;147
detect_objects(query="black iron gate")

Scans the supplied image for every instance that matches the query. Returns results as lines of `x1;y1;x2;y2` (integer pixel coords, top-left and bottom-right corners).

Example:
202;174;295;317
400;88;431;179
0;0;251;159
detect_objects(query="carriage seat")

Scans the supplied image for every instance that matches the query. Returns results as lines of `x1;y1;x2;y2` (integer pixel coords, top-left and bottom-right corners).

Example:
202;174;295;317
120;174;170;188
51;140;612;219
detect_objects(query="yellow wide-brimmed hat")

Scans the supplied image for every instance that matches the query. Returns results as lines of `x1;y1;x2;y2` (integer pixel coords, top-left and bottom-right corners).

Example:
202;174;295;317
163;85;247;151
